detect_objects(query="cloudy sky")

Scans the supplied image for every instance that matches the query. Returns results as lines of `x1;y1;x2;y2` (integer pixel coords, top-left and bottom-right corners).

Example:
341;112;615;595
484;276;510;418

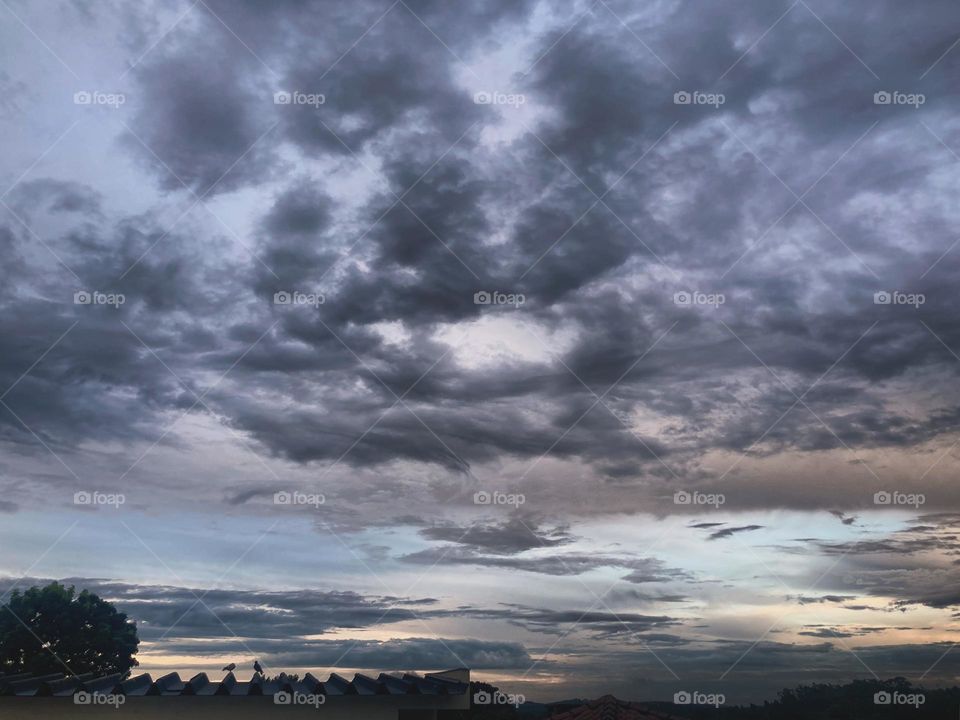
2;0;960;705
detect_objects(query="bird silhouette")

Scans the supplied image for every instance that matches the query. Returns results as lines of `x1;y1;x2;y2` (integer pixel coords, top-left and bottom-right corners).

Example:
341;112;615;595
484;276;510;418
222;663;236;672
253;660;263;674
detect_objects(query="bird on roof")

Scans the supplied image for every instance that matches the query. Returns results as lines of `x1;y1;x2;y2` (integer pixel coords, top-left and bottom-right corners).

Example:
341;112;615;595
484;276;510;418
222;663;236;672
253;660;263;674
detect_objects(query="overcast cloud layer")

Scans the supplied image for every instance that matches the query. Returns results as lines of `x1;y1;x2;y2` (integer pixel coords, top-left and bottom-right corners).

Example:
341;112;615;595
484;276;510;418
2;0;960;704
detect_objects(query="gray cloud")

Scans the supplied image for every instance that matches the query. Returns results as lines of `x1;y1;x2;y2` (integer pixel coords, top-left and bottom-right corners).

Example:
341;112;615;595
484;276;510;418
418;517;574;554
0;577;440;641
159;636;533;671
706;524;765;540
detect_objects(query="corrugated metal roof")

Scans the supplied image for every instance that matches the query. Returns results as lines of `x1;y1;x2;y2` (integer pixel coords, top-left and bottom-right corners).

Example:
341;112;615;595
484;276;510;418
550;695;682;720
0;668;468;698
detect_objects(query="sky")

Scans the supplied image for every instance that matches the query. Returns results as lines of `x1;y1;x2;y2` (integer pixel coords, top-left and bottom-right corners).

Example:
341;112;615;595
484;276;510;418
1;0;960;706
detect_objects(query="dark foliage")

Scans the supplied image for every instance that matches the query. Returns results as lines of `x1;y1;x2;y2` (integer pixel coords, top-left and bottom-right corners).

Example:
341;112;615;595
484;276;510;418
0;582;139;678
649;678;960;719
264;673;301;683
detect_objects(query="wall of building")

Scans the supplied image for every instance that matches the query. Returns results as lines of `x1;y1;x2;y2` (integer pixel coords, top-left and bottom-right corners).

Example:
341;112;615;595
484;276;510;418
0;695;465;719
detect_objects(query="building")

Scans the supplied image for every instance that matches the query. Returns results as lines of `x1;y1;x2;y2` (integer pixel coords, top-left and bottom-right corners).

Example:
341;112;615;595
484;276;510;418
550;695;682;719
0;667;470;719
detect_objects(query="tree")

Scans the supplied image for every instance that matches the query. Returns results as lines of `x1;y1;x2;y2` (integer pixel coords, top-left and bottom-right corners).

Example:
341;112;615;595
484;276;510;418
265;673;301;683
0;582;139;678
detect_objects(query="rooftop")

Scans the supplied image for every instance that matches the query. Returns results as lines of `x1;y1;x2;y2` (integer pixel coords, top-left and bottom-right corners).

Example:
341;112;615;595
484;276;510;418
0;668;469;698
551;695;683;720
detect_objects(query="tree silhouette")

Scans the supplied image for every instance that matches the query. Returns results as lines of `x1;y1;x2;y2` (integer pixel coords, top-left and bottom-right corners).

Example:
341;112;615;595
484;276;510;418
0;582;139;678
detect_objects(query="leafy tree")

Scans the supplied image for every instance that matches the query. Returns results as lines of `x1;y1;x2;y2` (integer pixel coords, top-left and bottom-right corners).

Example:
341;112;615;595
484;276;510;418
265;673;301;683
0;582;138;678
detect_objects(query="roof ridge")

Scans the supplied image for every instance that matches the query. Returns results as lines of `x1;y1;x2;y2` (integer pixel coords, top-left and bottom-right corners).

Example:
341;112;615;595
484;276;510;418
551;695;679;720
0;669;469;699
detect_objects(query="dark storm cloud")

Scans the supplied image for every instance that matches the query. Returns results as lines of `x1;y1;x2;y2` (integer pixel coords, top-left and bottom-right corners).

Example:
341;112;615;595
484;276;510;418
2;575;674;661
830;510;857;525
400;546;612;575
460;603;681;637
159;636;533;671
0;577;439;640
10;179;102;216
6;0;960;509
400;544;693;584
251;180;339;297
124;25;278;195
608;589;690;604
124;0;537;197
0;70;29;116
418;517;574;554
0;226;24;286
0;185;256;460
798;625;887;639
795;594;855;605
794;515;960;611
706;524;764;540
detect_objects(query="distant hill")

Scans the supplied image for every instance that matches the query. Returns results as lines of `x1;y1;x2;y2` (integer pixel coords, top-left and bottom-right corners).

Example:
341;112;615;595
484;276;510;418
442;678;959;719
